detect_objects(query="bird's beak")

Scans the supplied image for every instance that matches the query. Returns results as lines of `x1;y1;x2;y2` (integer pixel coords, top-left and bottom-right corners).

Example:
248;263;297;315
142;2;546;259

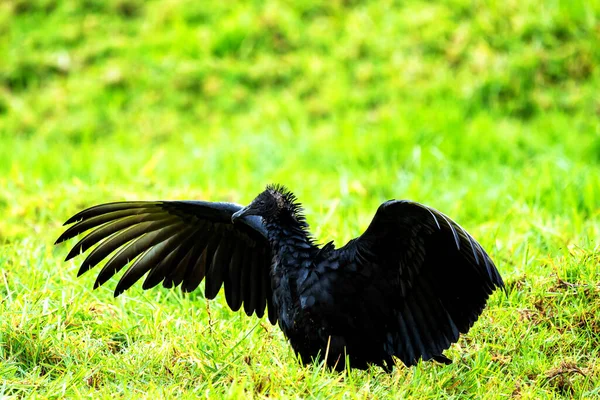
231;205;254;223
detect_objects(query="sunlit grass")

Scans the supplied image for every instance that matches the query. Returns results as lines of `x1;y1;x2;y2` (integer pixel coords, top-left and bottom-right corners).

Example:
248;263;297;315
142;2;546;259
1;0;599;398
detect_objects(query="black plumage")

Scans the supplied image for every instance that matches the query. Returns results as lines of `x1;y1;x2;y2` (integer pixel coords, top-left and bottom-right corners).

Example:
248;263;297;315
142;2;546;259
55;184;504;370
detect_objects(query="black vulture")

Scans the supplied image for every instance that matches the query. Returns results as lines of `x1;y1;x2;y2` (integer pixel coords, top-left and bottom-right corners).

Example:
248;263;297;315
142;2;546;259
55;184;504;371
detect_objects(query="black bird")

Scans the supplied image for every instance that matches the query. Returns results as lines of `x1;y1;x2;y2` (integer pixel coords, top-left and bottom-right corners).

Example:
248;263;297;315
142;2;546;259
55;184;504;371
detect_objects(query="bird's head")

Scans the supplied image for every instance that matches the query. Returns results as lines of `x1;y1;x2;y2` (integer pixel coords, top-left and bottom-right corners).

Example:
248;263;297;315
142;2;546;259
232;184;305;225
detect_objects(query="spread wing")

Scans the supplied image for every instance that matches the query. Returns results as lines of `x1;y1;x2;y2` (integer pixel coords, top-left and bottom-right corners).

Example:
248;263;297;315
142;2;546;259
55;201;277;324
340;200;504;366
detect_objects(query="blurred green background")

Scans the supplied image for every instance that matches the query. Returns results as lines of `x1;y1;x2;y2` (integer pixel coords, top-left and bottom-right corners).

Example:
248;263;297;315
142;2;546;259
1;0;599;398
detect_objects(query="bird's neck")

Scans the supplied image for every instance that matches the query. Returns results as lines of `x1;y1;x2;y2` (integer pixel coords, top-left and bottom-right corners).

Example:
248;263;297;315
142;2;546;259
263;215;316;259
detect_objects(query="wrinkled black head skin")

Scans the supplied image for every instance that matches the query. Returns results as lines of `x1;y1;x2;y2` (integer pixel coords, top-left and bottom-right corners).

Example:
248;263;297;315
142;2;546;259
232;184;307;227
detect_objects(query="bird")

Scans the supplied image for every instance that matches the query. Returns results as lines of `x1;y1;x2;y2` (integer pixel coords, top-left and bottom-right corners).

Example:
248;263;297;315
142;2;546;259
55;184;504;371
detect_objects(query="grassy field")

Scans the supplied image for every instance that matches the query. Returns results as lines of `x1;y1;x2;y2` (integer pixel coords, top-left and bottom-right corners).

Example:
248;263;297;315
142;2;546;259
1;0;599;398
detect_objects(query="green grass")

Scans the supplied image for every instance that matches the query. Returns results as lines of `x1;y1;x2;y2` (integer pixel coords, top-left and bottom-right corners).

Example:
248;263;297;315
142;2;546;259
1;0;599;397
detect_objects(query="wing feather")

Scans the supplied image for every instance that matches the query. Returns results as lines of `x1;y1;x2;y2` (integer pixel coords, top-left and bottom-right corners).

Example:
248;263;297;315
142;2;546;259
172;240;205;290
341;200;503;366
142;227;200;290
182;244;209;293
115;226;196;295
204;234;234;299
56;201;277;323
76;218;178;275
94;222;186;288
255;247;269;318
63;201;161;225
67;215;178;262
241;245;255;316
56;209;164;244
224;243;244;311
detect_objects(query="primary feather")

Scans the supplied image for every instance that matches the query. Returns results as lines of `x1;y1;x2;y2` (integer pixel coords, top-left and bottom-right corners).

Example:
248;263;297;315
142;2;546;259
56;185;504;370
